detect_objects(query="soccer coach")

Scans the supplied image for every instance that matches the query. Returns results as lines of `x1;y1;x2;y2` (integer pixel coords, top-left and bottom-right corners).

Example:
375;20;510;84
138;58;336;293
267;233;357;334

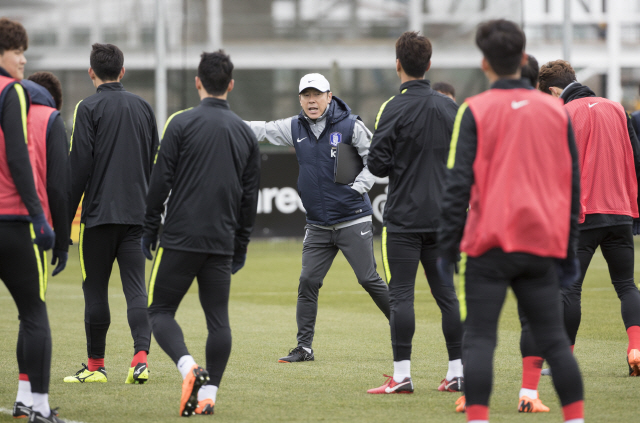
143;50;260;417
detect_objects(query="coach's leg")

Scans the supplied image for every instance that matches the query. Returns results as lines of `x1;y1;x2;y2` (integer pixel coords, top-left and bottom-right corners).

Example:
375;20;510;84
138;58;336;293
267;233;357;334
81;224;118;362
296;225;338;348
513;257;584;417
117;225;151;358
600;225;640;367
338;221;390;319
563;228;599;346
197;254;232;389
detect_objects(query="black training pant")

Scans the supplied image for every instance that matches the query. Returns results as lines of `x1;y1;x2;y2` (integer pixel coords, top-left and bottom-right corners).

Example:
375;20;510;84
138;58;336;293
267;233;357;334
1;222;52;393
383;231;462;362
564;224;640;344
147;248;232;387
80;224;151;359
462;249;583;408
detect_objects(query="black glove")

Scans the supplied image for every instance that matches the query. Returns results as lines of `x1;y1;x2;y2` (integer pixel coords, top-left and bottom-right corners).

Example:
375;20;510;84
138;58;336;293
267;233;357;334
50;249;68;276
231;248;247;275
556;257;580;289
141;235;158;260
31;213;55;250
633;219;640;236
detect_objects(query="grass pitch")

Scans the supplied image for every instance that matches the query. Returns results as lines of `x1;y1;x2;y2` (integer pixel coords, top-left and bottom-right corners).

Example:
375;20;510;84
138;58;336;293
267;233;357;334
0;238;637;422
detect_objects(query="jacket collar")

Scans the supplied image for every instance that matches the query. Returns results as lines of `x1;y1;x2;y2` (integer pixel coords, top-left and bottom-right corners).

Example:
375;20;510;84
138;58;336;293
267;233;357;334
490;78;532;90
399;79;431;92
96;82;124;93
0;66;11;78
200;97;229;109
560;82;596;104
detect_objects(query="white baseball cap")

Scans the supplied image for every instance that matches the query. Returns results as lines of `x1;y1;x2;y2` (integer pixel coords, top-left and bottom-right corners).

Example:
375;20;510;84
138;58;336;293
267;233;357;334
299;73;330;93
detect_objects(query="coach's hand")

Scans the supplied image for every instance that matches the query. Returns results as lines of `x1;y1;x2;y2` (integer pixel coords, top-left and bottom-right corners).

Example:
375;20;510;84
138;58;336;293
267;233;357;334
556;257;580;288
141;235;158;260
633;219;640;236
31;213;55;251
231;248;247;274
51;249;68;276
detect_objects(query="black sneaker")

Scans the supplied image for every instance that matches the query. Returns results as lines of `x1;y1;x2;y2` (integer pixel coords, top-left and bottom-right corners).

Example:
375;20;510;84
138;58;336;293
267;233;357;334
28;409;65;423
13;401;31;418
278;346;314;363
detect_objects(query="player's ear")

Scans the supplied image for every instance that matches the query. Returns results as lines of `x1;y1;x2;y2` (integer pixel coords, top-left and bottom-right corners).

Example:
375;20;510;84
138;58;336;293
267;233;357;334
227;79;234;93
425;60;431;73
195;76;201;91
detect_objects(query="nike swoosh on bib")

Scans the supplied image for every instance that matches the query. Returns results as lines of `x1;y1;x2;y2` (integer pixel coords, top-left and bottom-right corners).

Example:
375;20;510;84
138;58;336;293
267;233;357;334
297;137;307;143
511;100;529;109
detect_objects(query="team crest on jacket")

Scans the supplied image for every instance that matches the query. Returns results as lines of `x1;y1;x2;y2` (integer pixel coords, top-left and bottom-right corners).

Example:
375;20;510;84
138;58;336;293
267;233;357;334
329;132;342;146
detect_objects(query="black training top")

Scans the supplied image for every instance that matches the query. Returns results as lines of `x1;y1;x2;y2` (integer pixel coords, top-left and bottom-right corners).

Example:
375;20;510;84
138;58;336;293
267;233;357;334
68;82;159;228
368;79;459;232
143;97;261;255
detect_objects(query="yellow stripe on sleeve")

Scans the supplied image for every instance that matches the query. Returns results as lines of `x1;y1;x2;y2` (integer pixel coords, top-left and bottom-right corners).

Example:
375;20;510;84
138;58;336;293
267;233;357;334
69;100;83;152
148;247;164;307
14;84;28;144
447;102;469;169
155;108;192;164
374;96;395;131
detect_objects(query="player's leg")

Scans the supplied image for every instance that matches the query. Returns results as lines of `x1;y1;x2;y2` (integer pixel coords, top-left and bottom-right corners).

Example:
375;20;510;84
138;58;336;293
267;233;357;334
337;221;390;319
367;230;418;393
599;225;640;375
147;247;209;417
420;233;463;391
192;253;233;415
116;225;152;383
513;256;584;423
0;222;55;419
280;225;337;362
518;310;548;412
66;224;117;381
563;227;600;347
458;250;511;421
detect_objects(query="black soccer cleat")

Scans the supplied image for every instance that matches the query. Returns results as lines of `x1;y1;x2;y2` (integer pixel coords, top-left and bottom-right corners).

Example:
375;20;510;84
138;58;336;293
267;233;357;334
278;346;314;363
13;401;31;418
28;409;65;423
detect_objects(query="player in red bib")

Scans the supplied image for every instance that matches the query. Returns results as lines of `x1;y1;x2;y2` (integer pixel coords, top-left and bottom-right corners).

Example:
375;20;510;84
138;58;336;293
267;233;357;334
438;20;585;423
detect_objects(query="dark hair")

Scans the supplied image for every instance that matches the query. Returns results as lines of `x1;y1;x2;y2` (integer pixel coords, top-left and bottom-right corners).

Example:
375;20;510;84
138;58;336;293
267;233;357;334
521;54;539;88
432;82;455;97
28;71;63;110
0;17;28;54
396;31;432;78
538;60;576;95
90;43;124;81
476;19;525;76
198;50;233;96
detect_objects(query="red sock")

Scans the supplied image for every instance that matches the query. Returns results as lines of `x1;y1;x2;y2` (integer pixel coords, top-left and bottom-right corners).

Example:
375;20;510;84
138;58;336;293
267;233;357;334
522;356;544;390
131;351;148;367
466;404;489;421
87;358;104;371
627;326;640;354
562;400;584;421
19;373;29;381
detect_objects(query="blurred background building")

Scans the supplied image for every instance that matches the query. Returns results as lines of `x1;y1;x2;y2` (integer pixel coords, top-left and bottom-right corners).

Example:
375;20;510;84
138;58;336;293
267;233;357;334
4;0;640;237
4;0;640;131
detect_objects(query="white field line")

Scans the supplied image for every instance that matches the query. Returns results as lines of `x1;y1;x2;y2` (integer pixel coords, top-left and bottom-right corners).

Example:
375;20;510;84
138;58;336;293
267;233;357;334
0;407;87;423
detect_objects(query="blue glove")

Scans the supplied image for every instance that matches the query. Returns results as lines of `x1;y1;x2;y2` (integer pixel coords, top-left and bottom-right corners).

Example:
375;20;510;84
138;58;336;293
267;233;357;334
231;249;247;275
31;213;54;251
633;219;640;236
141;235;158;260
50;249;68;276
556;257;581;288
